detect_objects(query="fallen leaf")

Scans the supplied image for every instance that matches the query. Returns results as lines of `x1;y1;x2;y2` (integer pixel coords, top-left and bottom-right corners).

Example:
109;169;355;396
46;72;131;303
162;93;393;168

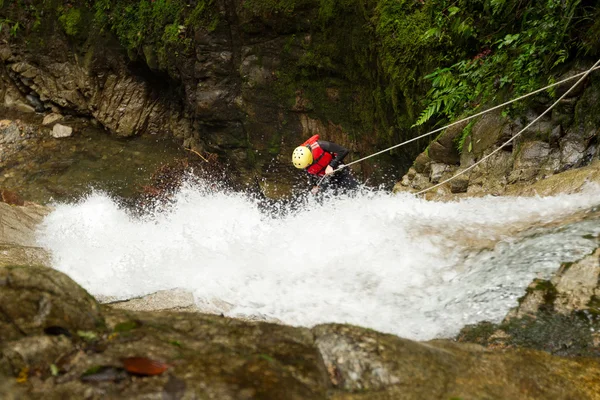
122;357;169;376
16;367;29;383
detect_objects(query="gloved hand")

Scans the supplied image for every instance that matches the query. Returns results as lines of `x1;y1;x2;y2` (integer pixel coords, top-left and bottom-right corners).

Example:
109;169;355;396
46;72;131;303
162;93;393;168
311;186;320;194
325;165;334;175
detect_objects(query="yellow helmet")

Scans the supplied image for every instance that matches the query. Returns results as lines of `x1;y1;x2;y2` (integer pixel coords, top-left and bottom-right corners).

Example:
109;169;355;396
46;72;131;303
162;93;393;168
292;146;313;169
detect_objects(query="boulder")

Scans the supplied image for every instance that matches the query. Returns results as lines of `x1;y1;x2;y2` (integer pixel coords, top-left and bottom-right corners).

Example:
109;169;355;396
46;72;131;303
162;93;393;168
413;152;431;174
559;130;593;168
427;121;466;165
428;141;459;165
509;141;551;182
450;172;469;193
316;324;600;399
467;112;510;158
51;124;73;138
0;265;105;342
553;249;600;314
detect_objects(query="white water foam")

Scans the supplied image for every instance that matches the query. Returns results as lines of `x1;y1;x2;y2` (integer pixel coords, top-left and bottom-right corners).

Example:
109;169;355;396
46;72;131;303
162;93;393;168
37;183;600;340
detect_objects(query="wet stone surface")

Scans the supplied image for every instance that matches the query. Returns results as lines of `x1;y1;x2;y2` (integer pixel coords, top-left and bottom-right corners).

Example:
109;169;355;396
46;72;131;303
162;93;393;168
0;112;188;204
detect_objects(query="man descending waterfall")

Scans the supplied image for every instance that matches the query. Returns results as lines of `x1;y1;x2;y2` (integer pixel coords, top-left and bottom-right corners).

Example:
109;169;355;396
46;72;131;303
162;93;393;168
292;135;358;195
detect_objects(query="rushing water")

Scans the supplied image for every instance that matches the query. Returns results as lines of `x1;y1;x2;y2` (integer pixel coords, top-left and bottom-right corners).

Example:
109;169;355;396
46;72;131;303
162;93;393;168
37;182;600;340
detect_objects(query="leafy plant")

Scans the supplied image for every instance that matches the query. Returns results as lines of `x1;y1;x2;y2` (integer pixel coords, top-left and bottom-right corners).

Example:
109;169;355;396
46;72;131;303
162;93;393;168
413;0;585;127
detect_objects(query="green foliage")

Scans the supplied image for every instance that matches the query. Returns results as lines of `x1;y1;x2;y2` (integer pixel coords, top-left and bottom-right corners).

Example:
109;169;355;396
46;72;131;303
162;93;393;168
59;7;82;36
240;0;598;152
413;0;587;126
455;120;474;153
114;320;140;332
92;0;217;68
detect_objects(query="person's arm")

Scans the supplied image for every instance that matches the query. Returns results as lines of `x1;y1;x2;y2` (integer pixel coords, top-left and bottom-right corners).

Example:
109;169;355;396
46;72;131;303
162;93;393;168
318;141;349;169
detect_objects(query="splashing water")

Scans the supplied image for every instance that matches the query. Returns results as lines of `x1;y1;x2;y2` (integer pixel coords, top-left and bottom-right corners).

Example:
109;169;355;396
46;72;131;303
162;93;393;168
37;183;600;340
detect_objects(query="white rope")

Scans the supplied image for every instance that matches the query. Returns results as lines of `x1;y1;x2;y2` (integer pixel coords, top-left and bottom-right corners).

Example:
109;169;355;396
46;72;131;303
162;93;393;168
415;58;600;196
338;65;600;170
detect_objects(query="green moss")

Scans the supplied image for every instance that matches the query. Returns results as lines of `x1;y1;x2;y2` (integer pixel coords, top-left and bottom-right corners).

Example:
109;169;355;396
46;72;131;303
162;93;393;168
456;321;497;344
92;0;217;70
458;312;600;358
114;320;141;333
58;7;81;36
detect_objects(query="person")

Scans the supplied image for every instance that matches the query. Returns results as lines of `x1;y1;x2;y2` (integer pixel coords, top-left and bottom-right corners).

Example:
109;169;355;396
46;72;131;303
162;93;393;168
291;134;358;195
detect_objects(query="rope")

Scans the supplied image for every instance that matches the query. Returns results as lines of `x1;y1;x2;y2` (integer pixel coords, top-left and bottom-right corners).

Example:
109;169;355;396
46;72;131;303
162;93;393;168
415;58;600;196
337;65;600;171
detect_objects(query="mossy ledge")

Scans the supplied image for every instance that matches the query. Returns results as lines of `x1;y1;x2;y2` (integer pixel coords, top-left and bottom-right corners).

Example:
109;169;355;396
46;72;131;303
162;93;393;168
3;263;600;398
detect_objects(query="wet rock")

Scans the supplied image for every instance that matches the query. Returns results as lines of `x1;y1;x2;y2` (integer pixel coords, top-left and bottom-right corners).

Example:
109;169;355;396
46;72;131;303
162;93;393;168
1;189;24;206
42;113;63;126
101;288;199;312
0;335;73;376
468;111;510;158
0;265;104;342
450;172;469;193
51;124;73;138
429;162;448;184
460;246;600;359
316;323;600;399
551;97;577;129
0;262;599;398
505;159;600;197
560;131;589;167
428;141;459;165
0;120;21;144
509;141;551;182
519;111;554;142
0;201;50;247
0;244;51;268
573;75;600;132
413;152;431;174
409;172;431;191
26;94;45;112
4;89;35;113
553;249;600;314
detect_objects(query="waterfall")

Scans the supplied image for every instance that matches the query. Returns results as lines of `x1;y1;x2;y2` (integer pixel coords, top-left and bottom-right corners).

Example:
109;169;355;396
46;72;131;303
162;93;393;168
37;182;600;340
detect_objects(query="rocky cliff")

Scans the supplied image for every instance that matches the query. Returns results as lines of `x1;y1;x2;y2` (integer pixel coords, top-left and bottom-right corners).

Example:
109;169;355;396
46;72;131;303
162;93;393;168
395;65;600;198
0;0;407;196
